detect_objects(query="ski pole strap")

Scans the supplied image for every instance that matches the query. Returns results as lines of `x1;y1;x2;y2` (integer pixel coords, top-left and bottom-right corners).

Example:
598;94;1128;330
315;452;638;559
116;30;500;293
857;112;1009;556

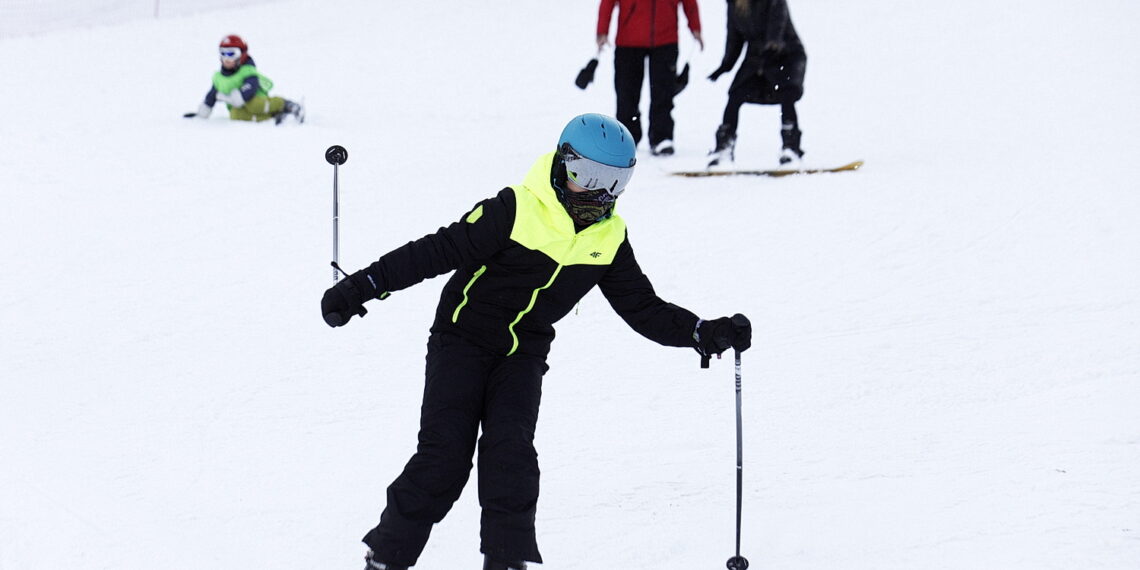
694;318;711;368
330;262;391;301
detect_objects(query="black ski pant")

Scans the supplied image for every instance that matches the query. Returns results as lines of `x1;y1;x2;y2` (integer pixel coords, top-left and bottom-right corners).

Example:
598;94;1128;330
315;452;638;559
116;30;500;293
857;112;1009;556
362;332;548;566
719;55;806;151
720;79;800;146
613;44;679;148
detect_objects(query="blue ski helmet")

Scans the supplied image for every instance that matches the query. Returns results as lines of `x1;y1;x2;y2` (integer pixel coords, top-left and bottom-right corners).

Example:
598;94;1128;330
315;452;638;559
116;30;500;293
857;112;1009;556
558;113;637;171
552;114;637;225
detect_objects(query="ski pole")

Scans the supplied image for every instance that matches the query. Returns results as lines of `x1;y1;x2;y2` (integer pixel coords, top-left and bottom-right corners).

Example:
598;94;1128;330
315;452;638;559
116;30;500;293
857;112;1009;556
325;145;348;283
726;348;749;570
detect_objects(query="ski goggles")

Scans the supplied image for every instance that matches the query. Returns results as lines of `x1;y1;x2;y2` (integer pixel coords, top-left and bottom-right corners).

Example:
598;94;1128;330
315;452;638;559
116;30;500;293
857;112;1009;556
559;143;635;198
219;48;242;61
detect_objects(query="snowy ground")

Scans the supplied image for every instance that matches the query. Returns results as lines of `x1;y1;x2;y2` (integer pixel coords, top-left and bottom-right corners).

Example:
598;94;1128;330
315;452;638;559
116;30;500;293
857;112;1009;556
1;1;1138;569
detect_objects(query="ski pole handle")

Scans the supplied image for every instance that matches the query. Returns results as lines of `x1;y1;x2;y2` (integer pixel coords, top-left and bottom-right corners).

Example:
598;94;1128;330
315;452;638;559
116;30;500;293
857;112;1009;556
325;145;348;166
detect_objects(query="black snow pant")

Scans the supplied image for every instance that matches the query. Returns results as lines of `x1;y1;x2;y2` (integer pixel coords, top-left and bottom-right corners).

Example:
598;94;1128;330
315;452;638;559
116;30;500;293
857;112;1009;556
362;332;548;567
719;54;806;152
613;43;679;148
720;86;800;149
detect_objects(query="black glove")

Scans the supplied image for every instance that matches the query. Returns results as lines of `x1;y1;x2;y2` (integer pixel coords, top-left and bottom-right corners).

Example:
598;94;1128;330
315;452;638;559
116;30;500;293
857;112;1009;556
321;270;381;327
575;58;599;89
694;313;752;357
707;67;728;82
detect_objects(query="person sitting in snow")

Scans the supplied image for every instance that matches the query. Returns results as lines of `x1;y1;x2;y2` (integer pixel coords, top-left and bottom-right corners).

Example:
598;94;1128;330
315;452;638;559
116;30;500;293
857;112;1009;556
320;113;752;570
185;34;304;124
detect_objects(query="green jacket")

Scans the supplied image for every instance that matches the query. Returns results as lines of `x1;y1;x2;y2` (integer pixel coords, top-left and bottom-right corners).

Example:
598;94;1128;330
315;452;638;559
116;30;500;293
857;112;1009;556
361;152;700;357
211;63;273;105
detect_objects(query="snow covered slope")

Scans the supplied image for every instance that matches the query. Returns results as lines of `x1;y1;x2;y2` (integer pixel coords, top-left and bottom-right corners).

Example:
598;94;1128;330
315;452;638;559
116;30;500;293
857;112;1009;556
1;1;1137;568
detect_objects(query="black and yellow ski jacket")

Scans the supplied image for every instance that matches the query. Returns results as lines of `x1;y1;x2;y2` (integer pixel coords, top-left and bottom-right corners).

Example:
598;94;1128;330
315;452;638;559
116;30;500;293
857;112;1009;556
361;152;700;357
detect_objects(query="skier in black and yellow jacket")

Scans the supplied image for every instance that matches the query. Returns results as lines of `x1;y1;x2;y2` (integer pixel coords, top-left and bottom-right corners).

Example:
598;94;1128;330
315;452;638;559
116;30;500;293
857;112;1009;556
321;114;752;570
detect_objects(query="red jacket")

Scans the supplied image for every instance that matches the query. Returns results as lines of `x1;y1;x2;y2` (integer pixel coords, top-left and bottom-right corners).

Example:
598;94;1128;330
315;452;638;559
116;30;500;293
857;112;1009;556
597;0;702;48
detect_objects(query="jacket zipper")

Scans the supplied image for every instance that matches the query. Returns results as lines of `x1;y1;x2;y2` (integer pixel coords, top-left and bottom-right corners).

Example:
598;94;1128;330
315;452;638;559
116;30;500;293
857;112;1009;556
506;264;564;356
650;0;657;47
451;264;487;323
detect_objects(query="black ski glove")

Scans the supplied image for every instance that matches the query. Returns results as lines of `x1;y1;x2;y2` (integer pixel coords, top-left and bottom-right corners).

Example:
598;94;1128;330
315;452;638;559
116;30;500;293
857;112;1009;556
321;270;384;327
707;66;729;82
694;314;752;357
575;58;599;89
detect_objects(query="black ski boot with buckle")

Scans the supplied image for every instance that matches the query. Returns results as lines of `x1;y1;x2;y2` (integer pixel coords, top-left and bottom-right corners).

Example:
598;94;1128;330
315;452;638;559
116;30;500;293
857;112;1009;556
707;123;737;167
364;550;408;570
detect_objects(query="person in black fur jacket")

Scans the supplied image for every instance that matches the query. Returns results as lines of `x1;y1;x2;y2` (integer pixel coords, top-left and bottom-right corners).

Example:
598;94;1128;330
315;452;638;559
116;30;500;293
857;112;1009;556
706;0;807;166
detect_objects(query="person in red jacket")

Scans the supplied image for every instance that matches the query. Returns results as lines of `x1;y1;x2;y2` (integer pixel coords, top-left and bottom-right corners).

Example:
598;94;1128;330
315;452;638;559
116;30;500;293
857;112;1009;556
597;0;704;156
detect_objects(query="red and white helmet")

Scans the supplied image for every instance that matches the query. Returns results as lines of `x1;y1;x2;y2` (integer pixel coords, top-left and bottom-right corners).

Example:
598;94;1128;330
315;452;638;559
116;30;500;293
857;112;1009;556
219;34;249;64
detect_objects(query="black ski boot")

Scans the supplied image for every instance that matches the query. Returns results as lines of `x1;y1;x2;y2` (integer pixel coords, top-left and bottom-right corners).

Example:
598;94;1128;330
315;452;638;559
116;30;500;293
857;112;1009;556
364;550;408;570
275;99;306;125
779;123;804;165
483;555;527;570
707;123;736;167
